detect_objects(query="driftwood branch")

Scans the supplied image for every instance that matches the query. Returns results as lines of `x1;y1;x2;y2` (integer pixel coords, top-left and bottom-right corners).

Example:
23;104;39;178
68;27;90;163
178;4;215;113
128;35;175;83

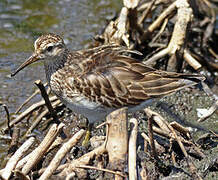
0;137;35;180
128;118;138;180
39;129;85;180
144;0;202;71
106;108;128;170
60;144;106;177
22;123;65;175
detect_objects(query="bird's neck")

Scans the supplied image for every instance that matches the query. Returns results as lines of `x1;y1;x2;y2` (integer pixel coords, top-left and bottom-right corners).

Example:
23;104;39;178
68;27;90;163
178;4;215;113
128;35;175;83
44;49;69;82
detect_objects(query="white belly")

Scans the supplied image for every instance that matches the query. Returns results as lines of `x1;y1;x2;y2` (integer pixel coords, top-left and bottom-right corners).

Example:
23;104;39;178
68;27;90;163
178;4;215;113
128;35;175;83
59;95;114;123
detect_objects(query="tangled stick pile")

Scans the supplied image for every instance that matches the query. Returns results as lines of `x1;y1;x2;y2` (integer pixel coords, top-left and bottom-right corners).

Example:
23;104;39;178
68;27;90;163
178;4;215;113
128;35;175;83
0;0;217;179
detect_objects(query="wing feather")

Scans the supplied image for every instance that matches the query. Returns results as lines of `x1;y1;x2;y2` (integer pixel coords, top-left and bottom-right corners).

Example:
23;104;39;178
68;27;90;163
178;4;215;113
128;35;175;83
71;45;204;108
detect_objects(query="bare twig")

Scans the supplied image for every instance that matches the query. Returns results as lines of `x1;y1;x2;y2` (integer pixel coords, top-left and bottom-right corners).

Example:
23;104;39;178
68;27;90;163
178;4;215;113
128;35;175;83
39;129;85;180
210;130;218;138
101;7;129;46
138;0;156;24
8;127;20;156
140;162;148;180
184;50;202;70
0;137;35;180
59;144;106;176
76;165;126;178
22;123;65;175
141;1;177;43
96;121;107;129
145;0;193;70
150;18;168;44
25;100;61;136
34;80;59;122
170;121;191;138
147;114;157;159
201;82;218;99
144;108;203;179
16;150;32;170
128;118;138;180
167;124;203;180
1;104;11;135
198;100;218;122
141;132;165;154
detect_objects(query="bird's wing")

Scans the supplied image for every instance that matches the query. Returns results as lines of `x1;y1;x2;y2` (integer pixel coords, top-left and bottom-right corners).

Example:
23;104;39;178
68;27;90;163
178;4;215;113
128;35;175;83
73;45;204;108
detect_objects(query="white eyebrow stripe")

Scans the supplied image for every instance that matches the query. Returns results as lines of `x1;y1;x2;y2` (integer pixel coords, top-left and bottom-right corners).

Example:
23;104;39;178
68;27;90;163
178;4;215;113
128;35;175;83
34;38;39;49
44;42;63;50
42;42;56;49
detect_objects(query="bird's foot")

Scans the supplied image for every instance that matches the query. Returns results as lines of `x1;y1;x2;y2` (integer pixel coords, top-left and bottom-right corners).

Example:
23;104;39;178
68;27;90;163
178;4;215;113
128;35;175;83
82;123;93;146
82;129;91;146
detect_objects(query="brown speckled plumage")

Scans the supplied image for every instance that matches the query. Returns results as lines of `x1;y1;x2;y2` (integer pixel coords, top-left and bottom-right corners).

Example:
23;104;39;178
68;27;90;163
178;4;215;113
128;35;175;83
12;33;205;123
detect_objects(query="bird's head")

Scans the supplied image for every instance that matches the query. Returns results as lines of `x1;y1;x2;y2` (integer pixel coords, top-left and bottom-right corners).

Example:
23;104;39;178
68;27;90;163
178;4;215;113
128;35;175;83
11;33;66;76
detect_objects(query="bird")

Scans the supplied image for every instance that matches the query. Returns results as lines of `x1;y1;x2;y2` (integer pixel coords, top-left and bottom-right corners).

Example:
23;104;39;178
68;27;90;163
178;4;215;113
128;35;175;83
11;33;205;124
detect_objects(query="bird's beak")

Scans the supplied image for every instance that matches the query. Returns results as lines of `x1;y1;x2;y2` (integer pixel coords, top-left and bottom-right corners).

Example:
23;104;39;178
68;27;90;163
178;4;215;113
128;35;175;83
11;54;40;77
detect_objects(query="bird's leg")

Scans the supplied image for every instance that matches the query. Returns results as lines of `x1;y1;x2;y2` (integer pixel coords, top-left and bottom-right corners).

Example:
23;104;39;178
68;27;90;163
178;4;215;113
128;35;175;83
82;122;93;146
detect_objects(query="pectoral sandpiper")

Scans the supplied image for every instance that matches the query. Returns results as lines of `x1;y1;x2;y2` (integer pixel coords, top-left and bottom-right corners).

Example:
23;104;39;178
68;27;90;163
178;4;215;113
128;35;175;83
11;33;204;124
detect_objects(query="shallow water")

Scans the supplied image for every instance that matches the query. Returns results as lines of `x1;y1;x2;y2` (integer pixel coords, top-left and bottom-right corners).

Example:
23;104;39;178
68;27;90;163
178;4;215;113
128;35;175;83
0;0;217;167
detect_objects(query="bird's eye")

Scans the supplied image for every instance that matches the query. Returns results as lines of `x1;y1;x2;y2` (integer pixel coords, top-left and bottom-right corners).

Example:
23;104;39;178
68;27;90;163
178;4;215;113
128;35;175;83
47;46;53;52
